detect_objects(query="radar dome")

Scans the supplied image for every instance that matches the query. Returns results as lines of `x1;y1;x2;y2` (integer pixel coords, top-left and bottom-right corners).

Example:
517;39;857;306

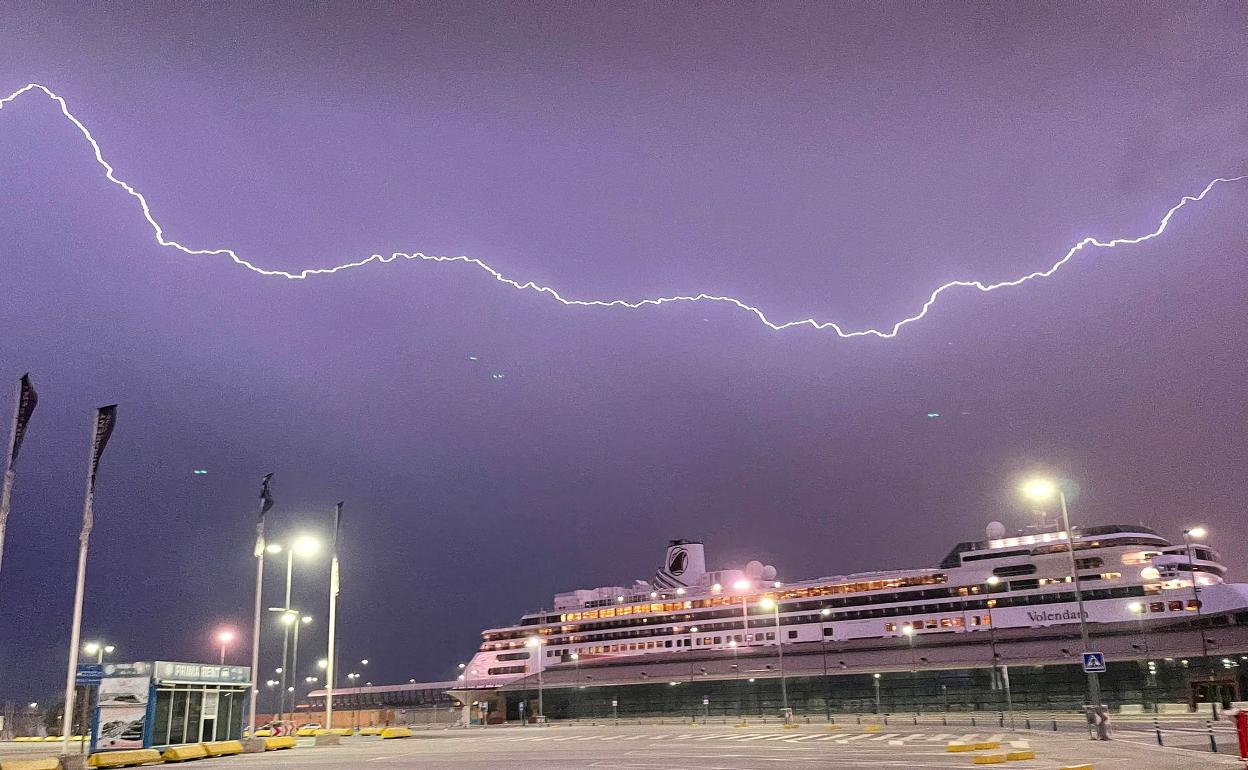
761;565;777;580
745;560;764;578
985;521;1006;539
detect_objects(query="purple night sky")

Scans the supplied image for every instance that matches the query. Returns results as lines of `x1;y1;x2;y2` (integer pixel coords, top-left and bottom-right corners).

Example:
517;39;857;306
0;2;1245;702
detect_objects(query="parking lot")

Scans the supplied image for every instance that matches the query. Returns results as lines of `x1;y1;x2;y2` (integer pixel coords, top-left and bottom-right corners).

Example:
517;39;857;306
4;722;1244;769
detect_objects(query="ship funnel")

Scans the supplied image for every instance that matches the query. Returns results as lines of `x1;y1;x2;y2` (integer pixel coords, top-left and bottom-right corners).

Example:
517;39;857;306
652;539;706;589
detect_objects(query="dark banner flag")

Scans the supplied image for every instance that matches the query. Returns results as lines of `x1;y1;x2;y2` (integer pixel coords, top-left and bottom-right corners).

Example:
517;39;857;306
259;472;275;521
9;374;38;468
88;405;118;492
1;374;40;576
254;473;275;557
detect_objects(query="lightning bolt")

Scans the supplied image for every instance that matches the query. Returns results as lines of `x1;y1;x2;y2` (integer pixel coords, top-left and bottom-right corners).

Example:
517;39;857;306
2;82;1243;339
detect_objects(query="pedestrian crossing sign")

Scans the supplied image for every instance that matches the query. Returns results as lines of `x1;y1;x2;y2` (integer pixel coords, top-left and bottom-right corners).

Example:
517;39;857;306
1082;652;1106;673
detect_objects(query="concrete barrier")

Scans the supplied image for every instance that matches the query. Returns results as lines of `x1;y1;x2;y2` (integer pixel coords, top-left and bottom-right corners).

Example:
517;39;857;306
162;744;208;762
330;728;353;737
1059;765;1093;770
87;749;165;767
973;756;1007;765
947;743;975;752
971;742;1000;750
296;727;318;737
380;727;413;739
0;758;61;770
200;740;243;757
359;727;383;736
252;729;273;737
263;736;297;750
1006;750;1036;761
862;724;881;732
1157;703;1190;714
1118;704;1144;714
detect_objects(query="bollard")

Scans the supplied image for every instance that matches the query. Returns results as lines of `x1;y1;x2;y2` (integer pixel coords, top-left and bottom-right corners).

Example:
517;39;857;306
1051;713;1057;732
998;711;1004;728
1207;720;1217;753
1024;715;1031;730
856;713;861;725
971;715;977;727
1153;717;1163;746
913;714;918;726
883;714;889;726
942;714;948;726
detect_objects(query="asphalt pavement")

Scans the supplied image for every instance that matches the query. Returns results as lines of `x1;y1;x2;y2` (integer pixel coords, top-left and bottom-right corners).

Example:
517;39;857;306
5;721;1244;769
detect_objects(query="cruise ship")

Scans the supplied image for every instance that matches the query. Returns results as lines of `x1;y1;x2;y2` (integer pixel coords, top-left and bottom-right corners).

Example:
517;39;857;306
462;521;1247;688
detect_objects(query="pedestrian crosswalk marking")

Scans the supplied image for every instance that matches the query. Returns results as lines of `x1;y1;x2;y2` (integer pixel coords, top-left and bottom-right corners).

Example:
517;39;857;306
866;733;900;741
835;733;878;743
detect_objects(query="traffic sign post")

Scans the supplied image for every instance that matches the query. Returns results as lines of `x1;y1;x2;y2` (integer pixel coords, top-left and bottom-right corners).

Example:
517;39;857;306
1081;653;1110;740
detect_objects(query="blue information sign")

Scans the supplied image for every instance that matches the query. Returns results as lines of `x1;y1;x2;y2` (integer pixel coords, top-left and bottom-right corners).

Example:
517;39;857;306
1081;652;1106;673
76;663;105;686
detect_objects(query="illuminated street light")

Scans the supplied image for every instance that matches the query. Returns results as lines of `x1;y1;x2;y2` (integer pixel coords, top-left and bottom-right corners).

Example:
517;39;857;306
83;641;115;664
1021;476;1102;728
272;534;321;721
733;579;750;591
1021;478;1058;502
216;629;235;665
317;658;329;670
293;535;320;556
1183;526;1215;716
756;597;788;716
525;636;545;718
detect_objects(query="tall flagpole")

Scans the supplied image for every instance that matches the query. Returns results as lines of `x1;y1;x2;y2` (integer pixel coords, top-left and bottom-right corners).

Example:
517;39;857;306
0;374;38;579
325;502;342;730
248;474;275;737
62;405;116;754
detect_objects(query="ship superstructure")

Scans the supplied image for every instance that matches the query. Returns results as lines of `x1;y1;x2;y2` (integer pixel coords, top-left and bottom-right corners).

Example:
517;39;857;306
461;524;1244;689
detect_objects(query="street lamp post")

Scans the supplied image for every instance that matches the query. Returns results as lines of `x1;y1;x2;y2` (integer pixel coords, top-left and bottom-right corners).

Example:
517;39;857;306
687;626;699;685
217;630;235;665
346;673;360;729
984;576;1015;729
1127;602;1150;656
1183;526;1216;719
525;636;545;721
902;626;917;712
759;597;788;716
820;608;832;721
571;653;581;721
292;615;312;709
268;536;320;722
1023;479;1103;717
873;673;882;714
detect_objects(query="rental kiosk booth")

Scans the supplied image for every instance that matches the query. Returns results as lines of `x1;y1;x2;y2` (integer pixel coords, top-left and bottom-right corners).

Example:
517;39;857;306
92;661;251;753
